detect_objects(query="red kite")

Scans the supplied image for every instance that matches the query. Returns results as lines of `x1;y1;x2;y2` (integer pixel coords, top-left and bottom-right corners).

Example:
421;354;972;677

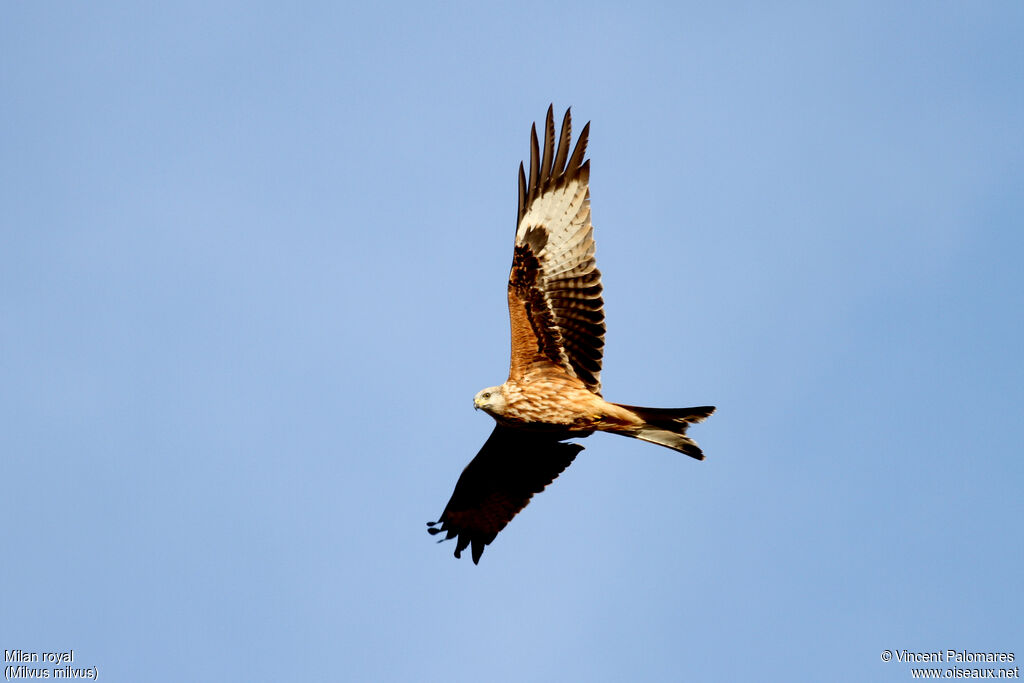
429;106;714;563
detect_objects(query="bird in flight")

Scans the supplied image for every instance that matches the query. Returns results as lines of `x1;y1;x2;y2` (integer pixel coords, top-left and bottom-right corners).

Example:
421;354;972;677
428;106;714;563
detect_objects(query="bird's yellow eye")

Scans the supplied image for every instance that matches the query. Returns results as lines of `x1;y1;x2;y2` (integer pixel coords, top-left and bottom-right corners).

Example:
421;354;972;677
483;392;491;399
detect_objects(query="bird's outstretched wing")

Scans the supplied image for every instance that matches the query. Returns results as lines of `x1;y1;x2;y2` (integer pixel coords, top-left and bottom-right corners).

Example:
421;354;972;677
507;105;605;394
428;425;583;563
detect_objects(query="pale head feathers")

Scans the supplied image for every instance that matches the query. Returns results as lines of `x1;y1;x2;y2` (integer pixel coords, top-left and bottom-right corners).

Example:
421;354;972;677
473;385;507;416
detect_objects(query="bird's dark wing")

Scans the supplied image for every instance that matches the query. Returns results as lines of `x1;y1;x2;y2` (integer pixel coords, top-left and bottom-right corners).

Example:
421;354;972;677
507;105;605;394
428;425;583;563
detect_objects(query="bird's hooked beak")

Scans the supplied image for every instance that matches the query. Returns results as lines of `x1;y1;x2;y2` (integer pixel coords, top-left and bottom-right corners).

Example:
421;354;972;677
473;396;481;411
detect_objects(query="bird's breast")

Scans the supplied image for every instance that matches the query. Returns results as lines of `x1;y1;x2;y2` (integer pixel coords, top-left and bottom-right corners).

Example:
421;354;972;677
499;375;604;428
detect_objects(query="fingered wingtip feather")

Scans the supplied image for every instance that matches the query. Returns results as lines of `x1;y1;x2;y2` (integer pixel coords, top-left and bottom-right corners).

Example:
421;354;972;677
553;108;572;175
517;162;527;224
539;105;556;189
567;121;590;171
528;123;540;205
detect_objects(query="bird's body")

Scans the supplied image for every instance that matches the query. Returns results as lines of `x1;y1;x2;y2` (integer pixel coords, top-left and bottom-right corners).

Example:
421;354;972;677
476;373;651;433
429;106;715;563
476;371;612;429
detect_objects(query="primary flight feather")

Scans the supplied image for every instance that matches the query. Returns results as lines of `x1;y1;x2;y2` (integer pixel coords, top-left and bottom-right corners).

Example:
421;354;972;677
428;106;715;563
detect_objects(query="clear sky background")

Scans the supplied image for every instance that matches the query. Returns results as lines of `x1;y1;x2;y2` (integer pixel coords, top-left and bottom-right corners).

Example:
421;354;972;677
2;2;1022;681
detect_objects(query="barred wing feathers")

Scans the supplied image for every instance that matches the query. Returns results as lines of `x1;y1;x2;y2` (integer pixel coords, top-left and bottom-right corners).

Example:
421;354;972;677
507;106;605;394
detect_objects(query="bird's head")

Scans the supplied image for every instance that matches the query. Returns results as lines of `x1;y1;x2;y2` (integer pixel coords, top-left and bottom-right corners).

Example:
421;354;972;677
473;385;507;417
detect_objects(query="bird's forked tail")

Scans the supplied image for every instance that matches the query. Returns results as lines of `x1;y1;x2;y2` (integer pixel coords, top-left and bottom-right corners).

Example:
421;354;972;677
611;404;716;460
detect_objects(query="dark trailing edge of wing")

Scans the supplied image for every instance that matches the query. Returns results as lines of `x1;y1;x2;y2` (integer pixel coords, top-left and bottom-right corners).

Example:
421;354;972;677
427;425;583;564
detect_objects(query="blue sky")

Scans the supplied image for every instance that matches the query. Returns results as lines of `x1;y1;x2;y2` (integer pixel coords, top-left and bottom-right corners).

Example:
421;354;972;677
2;2;1021;681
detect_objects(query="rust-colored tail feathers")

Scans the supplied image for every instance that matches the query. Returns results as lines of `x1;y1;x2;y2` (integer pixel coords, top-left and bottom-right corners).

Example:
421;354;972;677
612;404;716;460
